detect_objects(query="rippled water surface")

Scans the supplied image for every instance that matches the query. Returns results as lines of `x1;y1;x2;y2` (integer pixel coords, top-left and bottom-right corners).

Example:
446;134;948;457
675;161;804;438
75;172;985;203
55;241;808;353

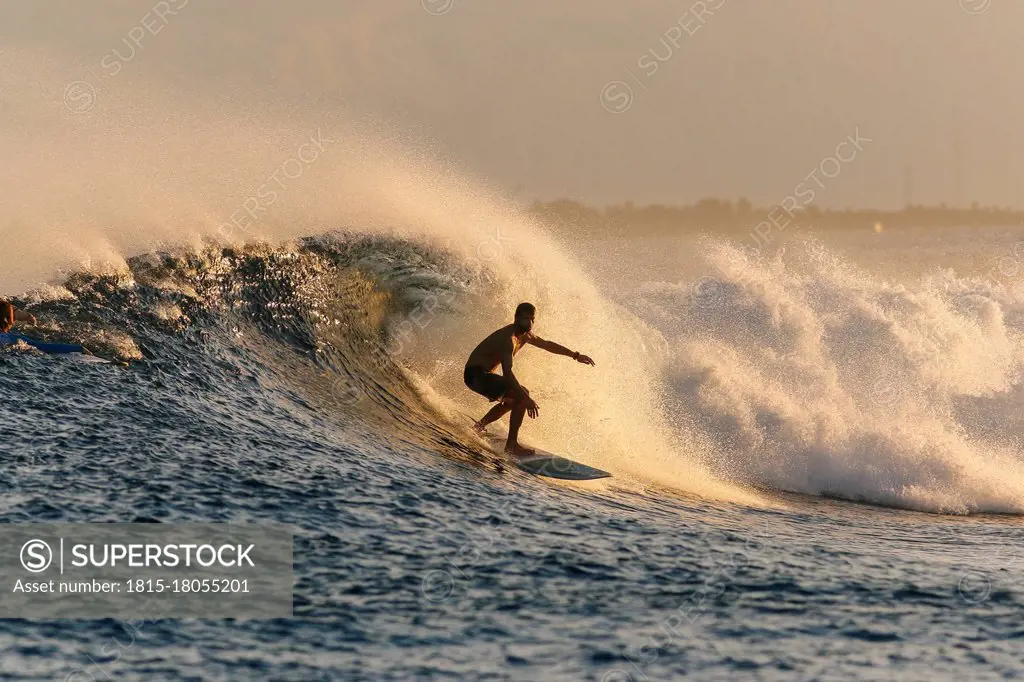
2;234;1023;681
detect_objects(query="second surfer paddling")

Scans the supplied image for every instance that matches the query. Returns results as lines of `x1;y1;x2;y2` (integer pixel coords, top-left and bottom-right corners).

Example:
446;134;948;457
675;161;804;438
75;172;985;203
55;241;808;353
464;302;595;457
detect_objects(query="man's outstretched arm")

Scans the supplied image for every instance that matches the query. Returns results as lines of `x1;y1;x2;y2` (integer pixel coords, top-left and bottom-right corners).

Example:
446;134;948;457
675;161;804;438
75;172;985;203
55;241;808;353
13;309;36;325
527;336;596;366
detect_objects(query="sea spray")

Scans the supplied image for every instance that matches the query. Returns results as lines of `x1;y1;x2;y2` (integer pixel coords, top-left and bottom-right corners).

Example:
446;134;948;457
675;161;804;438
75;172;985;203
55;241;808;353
644;240;1024;513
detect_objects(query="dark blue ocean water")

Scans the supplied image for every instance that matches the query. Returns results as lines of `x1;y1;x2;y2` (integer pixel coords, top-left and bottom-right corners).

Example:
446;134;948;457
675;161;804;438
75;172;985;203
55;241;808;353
1;237;1022;681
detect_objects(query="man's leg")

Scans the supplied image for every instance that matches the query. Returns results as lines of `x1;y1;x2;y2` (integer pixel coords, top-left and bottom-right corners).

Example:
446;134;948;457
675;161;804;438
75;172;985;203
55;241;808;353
475;400;512;432
474;376;518;431
505;395;534;456
506;400;526;452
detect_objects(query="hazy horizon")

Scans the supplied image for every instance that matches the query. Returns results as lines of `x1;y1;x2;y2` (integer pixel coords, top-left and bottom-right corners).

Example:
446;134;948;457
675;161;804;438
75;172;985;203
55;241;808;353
1;1;1022;211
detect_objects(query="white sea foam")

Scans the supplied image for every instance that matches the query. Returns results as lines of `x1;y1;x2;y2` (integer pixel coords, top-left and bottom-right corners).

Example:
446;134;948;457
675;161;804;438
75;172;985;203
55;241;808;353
639;240;1024;513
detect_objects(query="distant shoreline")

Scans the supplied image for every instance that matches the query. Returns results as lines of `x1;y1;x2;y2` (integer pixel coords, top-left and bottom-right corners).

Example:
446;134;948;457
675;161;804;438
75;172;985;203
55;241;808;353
528;199;1024;231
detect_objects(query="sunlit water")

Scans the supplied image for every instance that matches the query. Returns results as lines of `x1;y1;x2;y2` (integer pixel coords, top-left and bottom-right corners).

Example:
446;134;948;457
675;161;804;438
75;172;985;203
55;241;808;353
1;224;1023;681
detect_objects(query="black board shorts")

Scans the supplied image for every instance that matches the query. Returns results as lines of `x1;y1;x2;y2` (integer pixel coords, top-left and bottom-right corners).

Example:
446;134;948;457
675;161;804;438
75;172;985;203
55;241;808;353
464;365;511;402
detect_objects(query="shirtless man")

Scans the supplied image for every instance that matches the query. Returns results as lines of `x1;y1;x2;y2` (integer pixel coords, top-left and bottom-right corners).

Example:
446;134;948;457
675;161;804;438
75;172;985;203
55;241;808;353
464;302;595;456
0;299;37;334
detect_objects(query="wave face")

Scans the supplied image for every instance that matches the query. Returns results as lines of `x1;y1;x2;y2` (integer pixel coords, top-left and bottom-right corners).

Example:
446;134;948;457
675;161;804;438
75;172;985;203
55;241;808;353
630;239;1024;514
4;232;747;502
3;237;499;471
8;229;1024;514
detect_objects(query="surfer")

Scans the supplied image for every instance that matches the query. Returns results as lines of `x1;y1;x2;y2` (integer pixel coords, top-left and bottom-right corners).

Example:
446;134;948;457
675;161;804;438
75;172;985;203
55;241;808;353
464;302;595;457
0;300;36;333
0;299;106;359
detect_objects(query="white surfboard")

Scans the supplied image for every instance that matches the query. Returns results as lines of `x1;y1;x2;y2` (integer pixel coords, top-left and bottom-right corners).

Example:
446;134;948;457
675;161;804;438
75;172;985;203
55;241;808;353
476;430;611;481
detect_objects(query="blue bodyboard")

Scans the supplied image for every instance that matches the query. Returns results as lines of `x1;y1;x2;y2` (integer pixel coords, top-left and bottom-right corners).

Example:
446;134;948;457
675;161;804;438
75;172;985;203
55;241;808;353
0;331;85;355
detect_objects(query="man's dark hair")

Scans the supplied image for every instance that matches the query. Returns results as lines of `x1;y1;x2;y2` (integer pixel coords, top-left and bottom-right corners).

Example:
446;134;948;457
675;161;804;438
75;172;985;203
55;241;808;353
515;302;536;318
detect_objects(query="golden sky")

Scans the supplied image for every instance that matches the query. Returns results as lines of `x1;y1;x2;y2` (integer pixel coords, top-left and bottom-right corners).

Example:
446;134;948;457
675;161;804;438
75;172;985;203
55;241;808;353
1;0;1020;208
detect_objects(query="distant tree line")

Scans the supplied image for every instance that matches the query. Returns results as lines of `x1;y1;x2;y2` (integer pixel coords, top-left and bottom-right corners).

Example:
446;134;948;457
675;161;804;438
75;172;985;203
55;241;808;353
527;199;1024;232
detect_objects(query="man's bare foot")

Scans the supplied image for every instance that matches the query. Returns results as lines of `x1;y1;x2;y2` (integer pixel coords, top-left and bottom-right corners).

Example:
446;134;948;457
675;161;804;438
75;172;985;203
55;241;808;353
505;443;535;458
473;421;488;435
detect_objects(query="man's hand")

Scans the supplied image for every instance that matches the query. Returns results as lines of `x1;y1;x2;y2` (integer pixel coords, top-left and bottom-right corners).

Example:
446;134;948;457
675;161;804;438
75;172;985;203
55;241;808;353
525;396;539;419
574;353;596;366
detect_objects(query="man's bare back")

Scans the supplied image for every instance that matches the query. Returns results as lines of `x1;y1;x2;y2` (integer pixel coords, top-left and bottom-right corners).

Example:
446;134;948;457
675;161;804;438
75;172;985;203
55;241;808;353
465;324;528;373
